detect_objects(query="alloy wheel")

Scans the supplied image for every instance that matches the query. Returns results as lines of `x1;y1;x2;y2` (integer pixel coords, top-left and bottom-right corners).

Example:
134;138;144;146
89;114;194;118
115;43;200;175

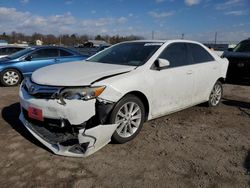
3;71;20;86
115;102;142;138
210;83;222;106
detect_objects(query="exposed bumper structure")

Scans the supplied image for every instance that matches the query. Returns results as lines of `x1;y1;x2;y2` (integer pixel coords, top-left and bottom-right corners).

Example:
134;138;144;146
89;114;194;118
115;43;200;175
19;113;118;157
19;85;118;157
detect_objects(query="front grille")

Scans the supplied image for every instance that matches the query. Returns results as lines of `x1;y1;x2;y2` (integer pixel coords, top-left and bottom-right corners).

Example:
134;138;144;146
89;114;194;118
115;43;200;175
27;90;57;99
23;78;62;99
227;57;250;80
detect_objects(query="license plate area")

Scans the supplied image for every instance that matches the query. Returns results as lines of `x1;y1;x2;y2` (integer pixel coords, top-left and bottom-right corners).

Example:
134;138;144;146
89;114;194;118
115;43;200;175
28;106;43;121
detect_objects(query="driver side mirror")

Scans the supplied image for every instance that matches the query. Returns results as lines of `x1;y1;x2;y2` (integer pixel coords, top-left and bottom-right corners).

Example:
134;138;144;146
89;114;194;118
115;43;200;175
25;55;32;61
227;48;233;52
154;58;170;70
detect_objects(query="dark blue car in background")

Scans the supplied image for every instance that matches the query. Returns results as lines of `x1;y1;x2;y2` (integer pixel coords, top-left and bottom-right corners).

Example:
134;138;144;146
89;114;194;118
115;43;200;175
0;46;88;86
223;38;250;83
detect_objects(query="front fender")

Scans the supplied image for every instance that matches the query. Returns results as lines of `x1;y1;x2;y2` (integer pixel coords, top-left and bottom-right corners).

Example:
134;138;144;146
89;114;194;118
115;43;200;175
98;84;124;102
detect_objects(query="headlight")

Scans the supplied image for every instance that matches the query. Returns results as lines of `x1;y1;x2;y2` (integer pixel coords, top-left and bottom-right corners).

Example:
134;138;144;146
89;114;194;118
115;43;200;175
59;86;106;101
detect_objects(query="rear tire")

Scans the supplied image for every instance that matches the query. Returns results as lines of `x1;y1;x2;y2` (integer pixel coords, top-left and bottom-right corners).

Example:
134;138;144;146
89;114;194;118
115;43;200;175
208;81;223;107
0;69;21;87
109;94;145;144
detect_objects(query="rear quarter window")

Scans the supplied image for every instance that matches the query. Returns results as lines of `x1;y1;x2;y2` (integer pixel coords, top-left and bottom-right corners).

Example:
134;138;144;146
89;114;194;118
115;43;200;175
188;43;214;64
60;49;74;57
32;49;59;59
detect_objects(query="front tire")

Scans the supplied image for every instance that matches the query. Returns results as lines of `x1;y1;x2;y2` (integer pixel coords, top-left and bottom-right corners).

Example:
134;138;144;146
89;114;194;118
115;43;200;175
109;94;145;144
208;81;223;107
0;69;21;87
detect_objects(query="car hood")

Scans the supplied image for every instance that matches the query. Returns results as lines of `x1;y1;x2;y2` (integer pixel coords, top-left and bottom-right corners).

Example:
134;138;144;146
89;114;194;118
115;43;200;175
32;61;135;86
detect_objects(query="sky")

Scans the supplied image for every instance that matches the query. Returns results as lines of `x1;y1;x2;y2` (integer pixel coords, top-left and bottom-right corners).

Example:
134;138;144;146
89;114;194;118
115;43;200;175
0;0;249;42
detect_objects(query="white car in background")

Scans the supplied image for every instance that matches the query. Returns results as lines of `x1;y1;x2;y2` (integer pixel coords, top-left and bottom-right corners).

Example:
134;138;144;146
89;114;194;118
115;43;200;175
214;50;224;57
19;40;229;157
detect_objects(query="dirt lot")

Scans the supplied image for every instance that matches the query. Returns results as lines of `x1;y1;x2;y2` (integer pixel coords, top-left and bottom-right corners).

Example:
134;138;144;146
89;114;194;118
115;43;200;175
0;84;249;188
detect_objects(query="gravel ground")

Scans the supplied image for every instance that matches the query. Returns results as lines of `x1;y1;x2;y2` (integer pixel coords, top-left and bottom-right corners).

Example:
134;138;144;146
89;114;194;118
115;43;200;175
0;84;249;188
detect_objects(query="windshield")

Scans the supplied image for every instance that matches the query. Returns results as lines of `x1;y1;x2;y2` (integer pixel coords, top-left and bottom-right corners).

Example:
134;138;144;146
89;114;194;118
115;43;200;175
233;40;250;53
7;47;34;60
87;42;162;66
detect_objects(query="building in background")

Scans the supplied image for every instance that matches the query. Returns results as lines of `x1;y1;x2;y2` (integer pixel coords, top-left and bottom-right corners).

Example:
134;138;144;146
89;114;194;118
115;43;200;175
35;39;43;46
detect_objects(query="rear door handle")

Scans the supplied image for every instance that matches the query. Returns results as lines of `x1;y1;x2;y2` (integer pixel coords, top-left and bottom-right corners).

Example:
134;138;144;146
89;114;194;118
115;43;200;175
55;59;60;62
186;70;193;75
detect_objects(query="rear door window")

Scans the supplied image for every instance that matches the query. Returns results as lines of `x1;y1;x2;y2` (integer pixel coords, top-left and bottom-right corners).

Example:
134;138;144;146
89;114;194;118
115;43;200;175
159;43;189;68
32;49;59;59
188;43;214;64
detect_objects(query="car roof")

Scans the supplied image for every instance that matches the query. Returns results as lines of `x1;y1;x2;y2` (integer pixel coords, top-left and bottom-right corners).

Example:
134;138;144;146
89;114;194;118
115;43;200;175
28;45;76;51
26;45;84;56
28;45;69;49
0;45;26;48
126;40;166;43
119;39;204;45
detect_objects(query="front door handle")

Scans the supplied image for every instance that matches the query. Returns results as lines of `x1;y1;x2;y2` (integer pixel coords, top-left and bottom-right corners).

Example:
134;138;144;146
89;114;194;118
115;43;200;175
186;70;193;75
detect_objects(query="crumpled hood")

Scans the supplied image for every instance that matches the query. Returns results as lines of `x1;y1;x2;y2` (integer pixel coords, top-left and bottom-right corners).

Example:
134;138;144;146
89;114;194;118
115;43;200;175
32;61;135;86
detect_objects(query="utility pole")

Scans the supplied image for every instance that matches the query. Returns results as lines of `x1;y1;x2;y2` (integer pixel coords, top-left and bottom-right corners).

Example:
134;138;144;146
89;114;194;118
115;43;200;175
59;35;62;46
214;32;217;45
181;33;184;39
152;31;154;40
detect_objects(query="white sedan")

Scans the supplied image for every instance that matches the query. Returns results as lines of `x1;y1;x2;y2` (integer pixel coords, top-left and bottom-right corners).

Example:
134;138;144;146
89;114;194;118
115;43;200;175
19;40;229;157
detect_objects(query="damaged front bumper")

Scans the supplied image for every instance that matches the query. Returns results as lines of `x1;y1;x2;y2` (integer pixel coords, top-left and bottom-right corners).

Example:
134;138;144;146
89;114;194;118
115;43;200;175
19;85;118;157
19;113;118;157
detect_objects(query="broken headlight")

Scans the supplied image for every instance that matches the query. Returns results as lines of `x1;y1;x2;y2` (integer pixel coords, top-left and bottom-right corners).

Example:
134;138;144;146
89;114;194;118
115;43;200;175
59;86;106;101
